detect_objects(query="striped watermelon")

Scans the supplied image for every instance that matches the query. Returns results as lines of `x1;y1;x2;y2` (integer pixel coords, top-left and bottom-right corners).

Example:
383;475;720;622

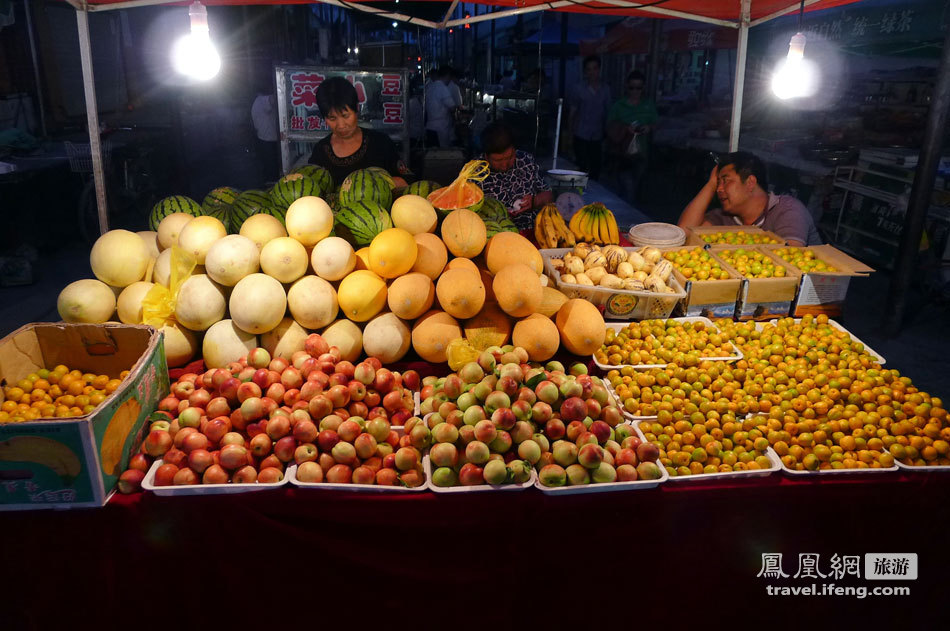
202;186;241;230
477;197;509;224
339;169;393;210
231;189;282;230
335;199;393;247
292;164;334;193
484;216;518;237
365;167;396;189
149;195;202;231
270;173;322;211
401;180;440;200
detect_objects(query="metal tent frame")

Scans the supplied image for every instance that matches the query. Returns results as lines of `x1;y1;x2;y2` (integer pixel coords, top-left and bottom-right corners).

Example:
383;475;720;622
66;0;861;234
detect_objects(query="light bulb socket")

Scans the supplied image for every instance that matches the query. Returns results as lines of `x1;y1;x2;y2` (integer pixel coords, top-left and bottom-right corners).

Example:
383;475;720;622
787;32;806;61
189;2;209;33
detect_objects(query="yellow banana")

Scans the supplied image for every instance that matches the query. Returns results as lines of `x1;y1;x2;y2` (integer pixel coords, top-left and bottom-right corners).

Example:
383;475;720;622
0;436;82;482
603;209;619;244
578;209;593;242
539;210;556;248
568;209;582;237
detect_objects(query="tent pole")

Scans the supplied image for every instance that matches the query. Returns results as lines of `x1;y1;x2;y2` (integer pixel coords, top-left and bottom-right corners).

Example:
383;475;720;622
882;24;950;337
76;7;109;235
646;17;661;102
558;13;567;99
728;0;750;152
24;0;48;137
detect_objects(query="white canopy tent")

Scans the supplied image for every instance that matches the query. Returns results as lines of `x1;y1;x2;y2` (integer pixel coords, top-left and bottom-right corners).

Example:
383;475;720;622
65;0;862;234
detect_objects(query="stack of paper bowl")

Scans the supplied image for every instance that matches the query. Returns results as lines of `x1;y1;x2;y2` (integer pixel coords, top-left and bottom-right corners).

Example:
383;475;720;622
628;222;686;248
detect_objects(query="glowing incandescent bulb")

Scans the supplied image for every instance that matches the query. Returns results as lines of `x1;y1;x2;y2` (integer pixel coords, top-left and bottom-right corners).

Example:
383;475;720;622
771;32;817;100
171;2;221;80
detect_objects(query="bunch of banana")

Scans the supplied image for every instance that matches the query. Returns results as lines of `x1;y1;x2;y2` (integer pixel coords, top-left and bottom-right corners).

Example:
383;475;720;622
534;204;577;249
568;202;619;245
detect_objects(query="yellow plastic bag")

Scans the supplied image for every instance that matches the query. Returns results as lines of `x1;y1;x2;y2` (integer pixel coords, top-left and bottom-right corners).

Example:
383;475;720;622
141;246;196;327
429;160;490;211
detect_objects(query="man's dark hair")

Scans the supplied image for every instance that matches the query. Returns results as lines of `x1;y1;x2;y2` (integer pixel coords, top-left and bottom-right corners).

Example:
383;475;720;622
482;120;515;156
626;70;646;83
316;76;359;119
721;151;769;192
583;55;601;69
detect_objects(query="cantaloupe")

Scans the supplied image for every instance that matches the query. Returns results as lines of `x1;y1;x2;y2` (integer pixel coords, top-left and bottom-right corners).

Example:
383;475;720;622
204;234;260;286
387;273;435;320
555;298;606;355
311;236;356;281
178;216;227;265
337;270;388;322
285;196;333;247
444;257;479;274
538;286;569;318
493;264;542;318
320;319;363;362
162;321;199;367
441;208;486;258
362;313;411;363
287;275;338;329
157;213;195;250
261;317;310;359
479;269;496;303
411;310;462;364
354;247;371;271
137;231;162;257
90;229;151;288
240;213;287;251
463;303;512;348
391;194;437;234
512;313;560;361
175;274;227;331
57;279;116;324
259;236;309;283
116;281;154;325
203;319;257;368
369;228;417;278
411;233;448;279
229;273;287;334
436;268;484;319
484;232;543;275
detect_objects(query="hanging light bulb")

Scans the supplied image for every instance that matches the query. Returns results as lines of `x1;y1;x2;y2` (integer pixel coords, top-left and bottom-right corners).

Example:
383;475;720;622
171;2;220;80
392;21;398;28
771;31;817;100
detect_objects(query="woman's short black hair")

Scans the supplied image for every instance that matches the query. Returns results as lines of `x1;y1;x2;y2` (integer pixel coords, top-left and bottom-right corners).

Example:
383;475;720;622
316;76;359;119
722;151;769;192
482;121;515;156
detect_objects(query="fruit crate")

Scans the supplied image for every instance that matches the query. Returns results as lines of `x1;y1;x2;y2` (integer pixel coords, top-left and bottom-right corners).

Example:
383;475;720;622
142;459;290;495
0;323;167;510
686;225;785;247
593;317;743;371
423;455;536;493
752;318;886;364
287;463;428;492
707;246;801;321
658;246;744;319
541;248;686;321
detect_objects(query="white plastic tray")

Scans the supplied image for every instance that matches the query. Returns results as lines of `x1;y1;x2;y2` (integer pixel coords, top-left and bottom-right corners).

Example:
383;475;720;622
286;464;428;492
141;459;290;496
594;317;743;371
754;318;885;365
893;460;950;472
533;454;668;495
423;455;536;493
630;421;780;481
775;448;899;475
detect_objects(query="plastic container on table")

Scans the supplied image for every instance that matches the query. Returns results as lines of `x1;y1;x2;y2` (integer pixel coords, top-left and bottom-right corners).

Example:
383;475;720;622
754;318;886;365
593;316;743;371
286;464;428;492
423;456;536;493
776;456;899;476
541;247;686;321
141;459;290;496
630;421;781;481
893;460;950;473
533;459;668;495
628;222;686;248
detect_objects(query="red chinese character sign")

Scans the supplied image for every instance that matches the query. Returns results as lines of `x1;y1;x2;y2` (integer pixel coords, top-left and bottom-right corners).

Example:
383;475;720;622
276;66;409;173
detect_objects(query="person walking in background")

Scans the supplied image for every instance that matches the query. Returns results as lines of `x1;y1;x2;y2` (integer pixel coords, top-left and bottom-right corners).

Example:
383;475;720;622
568;55;611;180
251;80;280;183
606;71;658;204
425;67;457;148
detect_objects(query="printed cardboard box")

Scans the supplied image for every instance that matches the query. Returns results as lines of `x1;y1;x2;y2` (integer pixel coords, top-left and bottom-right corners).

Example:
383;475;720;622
661;246;743;318
686;225;786;247
0;323;167;510
708;246;802;320
762;245;874;318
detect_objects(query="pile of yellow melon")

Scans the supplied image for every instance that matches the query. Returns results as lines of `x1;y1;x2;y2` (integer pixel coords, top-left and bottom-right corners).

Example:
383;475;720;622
57;196;606;369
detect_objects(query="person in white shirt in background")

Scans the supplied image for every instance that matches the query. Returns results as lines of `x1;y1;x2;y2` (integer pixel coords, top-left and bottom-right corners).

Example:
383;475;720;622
425;67;457;148
251;80;280;183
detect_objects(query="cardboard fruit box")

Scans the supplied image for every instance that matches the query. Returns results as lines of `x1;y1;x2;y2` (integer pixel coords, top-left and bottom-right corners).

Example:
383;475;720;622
686;225;786;247
708;246;802;321
660;246;743;319
0;323;168;510
761;245;874;318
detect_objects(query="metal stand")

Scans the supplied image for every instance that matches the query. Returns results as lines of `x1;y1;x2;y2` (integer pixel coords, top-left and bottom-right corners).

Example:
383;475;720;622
76;8;109;235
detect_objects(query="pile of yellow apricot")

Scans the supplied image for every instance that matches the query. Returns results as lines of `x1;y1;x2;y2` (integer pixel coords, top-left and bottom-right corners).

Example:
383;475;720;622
1;366;128;423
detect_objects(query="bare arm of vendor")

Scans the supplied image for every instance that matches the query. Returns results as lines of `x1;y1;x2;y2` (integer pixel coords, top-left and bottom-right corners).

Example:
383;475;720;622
677;165;718;230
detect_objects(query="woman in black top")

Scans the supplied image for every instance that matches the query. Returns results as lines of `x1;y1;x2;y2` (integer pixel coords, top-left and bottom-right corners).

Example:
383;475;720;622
308;77;411;187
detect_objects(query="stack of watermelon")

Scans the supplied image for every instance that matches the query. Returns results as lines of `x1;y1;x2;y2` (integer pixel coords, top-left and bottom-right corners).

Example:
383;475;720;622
334;168;401;247
478;197;518;237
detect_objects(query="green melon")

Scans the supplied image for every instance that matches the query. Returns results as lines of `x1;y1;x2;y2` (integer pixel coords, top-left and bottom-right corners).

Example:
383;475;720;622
365;166;396;189
270;173;322;211
335;199;393;247
291;164;334;193
202;186;241;231
339;169;393;210
477;197;509;224
484;216;518;238
401;180;441;200
149;195;202;231
231;189;281;231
